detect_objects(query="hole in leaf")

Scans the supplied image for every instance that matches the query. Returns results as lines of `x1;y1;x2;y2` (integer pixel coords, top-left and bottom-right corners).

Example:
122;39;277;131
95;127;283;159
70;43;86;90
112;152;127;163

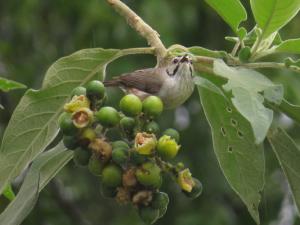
230;118;238;127
226;107;232;113
220;127;226;136
237;130;244;138
227;146;233;153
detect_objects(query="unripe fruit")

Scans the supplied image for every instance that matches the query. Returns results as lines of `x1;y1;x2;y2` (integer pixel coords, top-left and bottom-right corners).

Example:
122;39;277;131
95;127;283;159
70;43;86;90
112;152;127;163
138;207;159;225
130;151;147;165
101;164;122;187
136;162;162;188
157;135;180;159
88;155;104;176
112;140;129;150
112;147;129;166
100;183;117;198
95;107;120;127
163;128;180;142
120;94;142;116
142;96;163;117
58;112;77;135
238;46;251;62
63;135;78;150
64;95;90;113
151;192;169;218
134;132;157;155
86;80;105;99
145;121;160;135
120;117;136;131
184;178;203;199
81;128;96;142
71;86;87;97
73;148;91;166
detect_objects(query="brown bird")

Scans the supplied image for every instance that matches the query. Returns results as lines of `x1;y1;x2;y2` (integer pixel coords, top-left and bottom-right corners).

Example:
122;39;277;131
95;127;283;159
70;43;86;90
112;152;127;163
104;55;194;109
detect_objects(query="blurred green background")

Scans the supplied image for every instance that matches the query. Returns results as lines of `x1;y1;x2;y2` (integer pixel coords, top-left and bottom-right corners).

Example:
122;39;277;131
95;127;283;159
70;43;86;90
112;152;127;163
1;0;300;225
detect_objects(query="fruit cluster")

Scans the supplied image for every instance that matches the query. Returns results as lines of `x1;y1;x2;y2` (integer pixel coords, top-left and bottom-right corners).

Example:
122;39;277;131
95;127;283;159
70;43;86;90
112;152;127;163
58;80;202;224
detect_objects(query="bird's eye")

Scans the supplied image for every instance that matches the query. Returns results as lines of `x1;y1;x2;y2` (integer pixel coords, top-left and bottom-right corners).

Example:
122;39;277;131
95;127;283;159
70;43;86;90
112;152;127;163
172;58;179;64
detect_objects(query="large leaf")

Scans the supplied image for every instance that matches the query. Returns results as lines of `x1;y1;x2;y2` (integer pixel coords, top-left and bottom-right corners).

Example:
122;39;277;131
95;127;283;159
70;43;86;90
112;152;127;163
198;78;265;224
275;38;300;54
267;127;300;213
0;142;72;225
0;77;26;92
205;0;247;35
213;59;283;144
250;0;300;38
0;48;150;194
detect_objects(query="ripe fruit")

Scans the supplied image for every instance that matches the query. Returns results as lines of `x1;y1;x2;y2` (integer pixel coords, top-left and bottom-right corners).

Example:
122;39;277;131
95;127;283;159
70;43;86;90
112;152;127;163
112;147;129;166
145;121;160;135
120;94;142;116
151;192;169;218
63;135;78;150
71;86;87;97
88;155;104;176
163;128;180;142
139;207;159;225
112;140;129;150
58;112;77;135
142;96;163;117
134;132;157;155
184;178;203;199
101;164;122;187
95;106;120;127
120;117;136;131
136;162;162;188
86;80;105;99
157;135;180;159
73;148;91;166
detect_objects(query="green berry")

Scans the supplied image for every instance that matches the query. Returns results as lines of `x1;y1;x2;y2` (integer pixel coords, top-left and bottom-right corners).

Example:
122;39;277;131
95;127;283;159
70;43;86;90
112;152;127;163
120;94;142;116
86;80;105;99
88;155;104;176
163;128;180;142
157;135;180;159
184;178;203;199
139;207;159;225
73;147;91;166
112;140;129;150
151;192;169;218
63;135;78;150
112;147;129;166
71;86;86;97
95;107;120;127
145;121;160;135
120;117;136;131
130;151;147;165
136;162;162;188
58;112;77;135
142;96;163;117
81;128;96;142
102;164;122;187
100;183;117;198
238;46;251;62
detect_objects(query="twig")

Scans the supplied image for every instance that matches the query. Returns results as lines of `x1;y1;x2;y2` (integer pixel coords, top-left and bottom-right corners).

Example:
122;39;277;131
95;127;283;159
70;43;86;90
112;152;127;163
50;179;91;225
107;0;167;61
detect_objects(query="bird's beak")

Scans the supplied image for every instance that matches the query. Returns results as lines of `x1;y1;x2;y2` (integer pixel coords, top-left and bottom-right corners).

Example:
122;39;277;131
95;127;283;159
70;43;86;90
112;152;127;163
180;54;189;63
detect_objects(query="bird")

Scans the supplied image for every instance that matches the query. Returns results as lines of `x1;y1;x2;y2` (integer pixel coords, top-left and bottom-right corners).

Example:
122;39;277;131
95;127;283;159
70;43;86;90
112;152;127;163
104;54;194;109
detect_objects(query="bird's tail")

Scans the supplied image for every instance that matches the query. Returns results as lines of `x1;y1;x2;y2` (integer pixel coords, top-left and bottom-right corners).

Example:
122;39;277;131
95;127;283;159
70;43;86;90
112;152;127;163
103;79;120;87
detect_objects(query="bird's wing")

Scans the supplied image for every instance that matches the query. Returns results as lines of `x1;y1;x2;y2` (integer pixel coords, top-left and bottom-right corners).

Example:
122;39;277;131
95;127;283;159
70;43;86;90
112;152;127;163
117;68;164;94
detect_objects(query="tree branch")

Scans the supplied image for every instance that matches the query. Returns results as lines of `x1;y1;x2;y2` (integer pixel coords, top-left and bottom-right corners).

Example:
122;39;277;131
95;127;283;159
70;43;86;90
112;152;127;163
107;0;167;62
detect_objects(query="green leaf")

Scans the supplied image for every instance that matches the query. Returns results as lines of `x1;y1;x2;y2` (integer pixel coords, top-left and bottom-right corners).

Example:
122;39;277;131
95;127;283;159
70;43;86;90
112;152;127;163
213;59;283;144
198;78;265;224
277;99;300;124
267;127;300;213
275;39;300;54
188;46;226;58
2;185;15;201
0;142;72;225
0;77;26;92
205;0;247;35
0;48;149;194
250;0;300;38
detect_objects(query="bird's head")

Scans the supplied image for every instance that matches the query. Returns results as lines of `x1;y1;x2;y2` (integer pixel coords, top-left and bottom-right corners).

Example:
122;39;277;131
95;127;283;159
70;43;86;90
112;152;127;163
166;54;193;78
